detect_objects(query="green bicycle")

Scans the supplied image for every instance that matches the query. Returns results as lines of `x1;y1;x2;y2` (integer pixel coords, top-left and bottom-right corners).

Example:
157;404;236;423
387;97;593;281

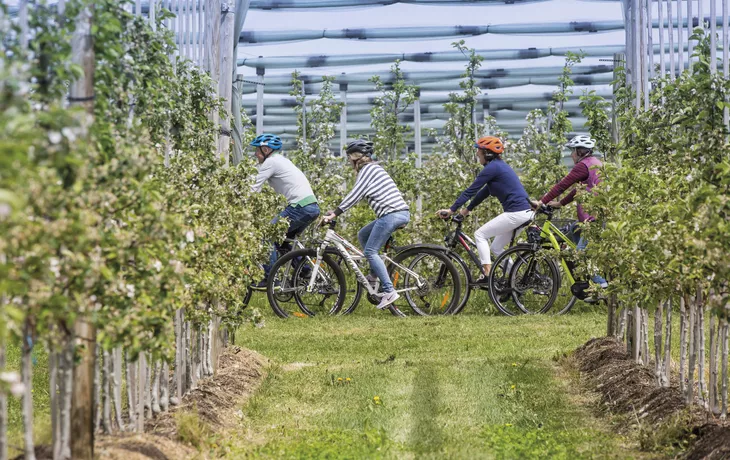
487;205;582;315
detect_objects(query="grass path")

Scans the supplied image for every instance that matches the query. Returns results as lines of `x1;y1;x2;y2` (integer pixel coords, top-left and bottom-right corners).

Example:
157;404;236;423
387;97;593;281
231;310;652;459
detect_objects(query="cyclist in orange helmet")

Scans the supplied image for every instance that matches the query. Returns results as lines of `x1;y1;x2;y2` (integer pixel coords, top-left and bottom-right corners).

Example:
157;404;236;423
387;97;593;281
437;136;533;284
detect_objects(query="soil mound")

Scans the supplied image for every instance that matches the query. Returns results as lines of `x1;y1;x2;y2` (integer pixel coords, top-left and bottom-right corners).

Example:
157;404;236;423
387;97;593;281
97;346;267;459
574;336;730;459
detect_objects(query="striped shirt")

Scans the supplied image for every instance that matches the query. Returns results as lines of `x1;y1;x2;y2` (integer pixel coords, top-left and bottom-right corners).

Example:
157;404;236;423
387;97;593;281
334;163;409;218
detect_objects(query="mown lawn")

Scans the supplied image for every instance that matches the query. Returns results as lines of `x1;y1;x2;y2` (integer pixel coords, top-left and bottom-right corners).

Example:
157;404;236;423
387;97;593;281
231;305;650;459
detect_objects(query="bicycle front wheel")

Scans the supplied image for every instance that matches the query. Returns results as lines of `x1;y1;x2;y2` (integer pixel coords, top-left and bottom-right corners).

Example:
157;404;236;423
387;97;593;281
488;245;559;315
267;248;346;318
388;248;462;316
507;246;560;314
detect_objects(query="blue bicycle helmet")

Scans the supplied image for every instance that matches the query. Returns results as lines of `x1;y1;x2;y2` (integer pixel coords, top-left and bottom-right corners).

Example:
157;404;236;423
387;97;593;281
250;133;283;151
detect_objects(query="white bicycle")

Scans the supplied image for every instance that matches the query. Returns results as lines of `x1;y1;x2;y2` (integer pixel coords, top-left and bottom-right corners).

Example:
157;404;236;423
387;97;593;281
266;219;462;318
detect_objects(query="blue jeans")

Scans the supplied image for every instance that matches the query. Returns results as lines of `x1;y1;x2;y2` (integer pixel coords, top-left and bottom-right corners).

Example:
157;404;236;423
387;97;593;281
357;211;410;293
264;203;320;276
569;223;607;286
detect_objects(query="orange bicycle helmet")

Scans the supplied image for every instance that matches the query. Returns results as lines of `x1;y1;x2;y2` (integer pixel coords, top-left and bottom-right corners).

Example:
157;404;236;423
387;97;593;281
474;136;504;155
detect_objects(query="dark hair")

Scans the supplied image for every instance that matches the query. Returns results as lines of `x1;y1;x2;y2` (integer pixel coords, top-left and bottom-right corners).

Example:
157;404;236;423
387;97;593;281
576;147;593;158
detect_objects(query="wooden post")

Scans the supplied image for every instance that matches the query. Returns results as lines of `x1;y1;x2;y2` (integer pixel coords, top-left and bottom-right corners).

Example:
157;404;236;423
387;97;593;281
256;65;265;134
413;89;422;215
658;0;665;76
149;0;156;30
687;0;693;70
339;80;348;156
206;0;221;132
639;0;648;110
724;0;729;134
301;82;307;152
647;0;654;81
710;0;716;75
218;1;236;166
667;0;675;78
0;345;6;460
69;3;96;458
611;53;623;147
677;0;684;73
19;0;28;51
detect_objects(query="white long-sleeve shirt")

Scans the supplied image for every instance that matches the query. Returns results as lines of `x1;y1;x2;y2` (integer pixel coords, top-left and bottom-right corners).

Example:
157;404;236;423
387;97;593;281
334;163;408;218
250;154;317;205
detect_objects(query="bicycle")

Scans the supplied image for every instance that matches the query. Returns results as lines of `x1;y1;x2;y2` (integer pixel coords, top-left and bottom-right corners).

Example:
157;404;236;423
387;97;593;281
243;234;363;317
402;213;530;315
487;205;581;316
266;219;462;318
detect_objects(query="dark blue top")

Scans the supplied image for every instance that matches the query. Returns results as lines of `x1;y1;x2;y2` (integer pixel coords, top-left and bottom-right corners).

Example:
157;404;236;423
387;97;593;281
449;159;531;213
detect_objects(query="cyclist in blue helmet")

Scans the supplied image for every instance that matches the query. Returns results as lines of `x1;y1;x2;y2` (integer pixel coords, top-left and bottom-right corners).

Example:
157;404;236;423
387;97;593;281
250;134;320;286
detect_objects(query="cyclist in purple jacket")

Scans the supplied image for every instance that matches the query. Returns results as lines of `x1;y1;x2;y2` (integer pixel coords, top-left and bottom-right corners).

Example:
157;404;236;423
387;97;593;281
532;135;608;298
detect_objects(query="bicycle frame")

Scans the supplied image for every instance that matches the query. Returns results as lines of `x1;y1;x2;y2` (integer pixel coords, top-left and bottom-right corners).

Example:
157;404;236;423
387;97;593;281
538;219;578;286
309;226;425;297
444;215;527;281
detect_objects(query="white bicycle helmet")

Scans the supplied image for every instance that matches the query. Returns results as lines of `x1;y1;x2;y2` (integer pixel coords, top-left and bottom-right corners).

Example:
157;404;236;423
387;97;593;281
565;135;596;149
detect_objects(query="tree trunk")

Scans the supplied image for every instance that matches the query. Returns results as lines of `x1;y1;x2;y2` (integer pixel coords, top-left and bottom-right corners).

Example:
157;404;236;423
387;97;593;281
633;304;641;362
663;298;672;388
172;309;183;405
710;310;718;414
721;314;728;419
137;354;146;432
102;350;111;433
71;318;96;460
654;301;663;386
641;308;651;366
687;294;696;405
151;361;161;415
112;347;123;430
94;346;101;431
160;362;169;412
59;336;74;460
680;295;688;395
188;323;196;390
144;354;151;412
607;294;617;337
0;345;7;460
697;288;706;408
125;353;137;430
618;305;627;345
22;321;36;460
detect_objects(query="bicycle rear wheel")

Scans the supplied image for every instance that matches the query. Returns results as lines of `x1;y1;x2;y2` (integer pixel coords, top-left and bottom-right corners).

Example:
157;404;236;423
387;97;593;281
388;248;462;316
267;248;346;318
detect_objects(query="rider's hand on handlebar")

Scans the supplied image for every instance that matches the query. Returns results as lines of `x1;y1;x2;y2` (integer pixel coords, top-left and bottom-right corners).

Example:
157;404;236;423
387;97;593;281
436;209;453;219
321;211;336;224
547;200;562;209
530;199;543;210
459;208;470;217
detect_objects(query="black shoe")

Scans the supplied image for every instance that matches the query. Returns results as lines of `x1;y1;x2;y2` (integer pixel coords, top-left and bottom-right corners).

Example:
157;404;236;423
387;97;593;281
473;274;489;289
570;281;590;300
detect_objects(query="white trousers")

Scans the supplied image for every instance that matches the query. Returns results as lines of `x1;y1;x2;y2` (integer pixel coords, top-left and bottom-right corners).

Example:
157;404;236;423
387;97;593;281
475;209;534;265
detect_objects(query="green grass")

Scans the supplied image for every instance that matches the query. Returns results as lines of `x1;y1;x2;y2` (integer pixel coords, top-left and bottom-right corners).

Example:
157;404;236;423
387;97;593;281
229;303;649;459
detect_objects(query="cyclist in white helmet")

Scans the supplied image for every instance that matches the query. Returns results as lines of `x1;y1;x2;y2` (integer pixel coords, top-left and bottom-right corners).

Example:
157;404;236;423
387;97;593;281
532;134;608;298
